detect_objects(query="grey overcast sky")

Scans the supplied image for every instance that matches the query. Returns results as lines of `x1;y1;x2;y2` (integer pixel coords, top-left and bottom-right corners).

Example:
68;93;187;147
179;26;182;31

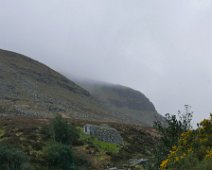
0;0;212;125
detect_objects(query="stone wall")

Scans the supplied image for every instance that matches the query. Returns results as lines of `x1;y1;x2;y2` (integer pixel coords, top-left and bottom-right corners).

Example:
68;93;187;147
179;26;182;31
83;124;123;145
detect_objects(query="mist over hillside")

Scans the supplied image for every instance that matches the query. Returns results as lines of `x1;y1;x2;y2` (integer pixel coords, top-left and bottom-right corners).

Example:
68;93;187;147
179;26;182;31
0;49;163;126
75;79;164;126
0;49;109;120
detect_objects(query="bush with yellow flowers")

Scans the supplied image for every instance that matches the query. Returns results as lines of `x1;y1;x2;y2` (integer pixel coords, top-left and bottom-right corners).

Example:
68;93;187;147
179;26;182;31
160;114;212;170
147;109;193;170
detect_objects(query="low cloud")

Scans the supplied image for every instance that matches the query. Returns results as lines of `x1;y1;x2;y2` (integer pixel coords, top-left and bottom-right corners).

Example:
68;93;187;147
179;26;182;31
0;0;212;125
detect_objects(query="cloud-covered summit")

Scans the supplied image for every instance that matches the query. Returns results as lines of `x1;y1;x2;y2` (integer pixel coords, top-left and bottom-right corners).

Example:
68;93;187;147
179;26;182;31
0;0;212;125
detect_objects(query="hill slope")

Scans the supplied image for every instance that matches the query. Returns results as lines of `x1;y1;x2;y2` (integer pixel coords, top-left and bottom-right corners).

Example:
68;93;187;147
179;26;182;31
0;49;163;126
0;49;112;120
76;80;164;126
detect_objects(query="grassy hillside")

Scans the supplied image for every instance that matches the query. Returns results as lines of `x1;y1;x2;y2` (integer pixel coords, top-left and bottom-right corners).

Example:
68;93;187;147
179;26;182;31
0;117;156;170
0;49;111;120
77;80;164;126
0;49;162;126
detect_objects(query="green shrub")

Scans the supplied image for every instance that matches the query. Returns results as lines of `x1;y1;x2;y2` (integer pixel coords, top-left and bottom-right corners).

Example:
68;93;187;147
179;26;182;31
160;114;212;170
193;158;212;170
0;144;29;170
49;115;79;145
42;142;74;170
150;106;193;170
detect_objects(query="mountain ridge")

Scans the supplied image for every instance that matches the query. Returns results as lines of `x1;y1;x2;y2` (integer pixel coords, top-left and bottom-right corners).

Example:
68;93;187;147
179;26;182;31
0;49;163;126
75;79;163;126
0;49;108;119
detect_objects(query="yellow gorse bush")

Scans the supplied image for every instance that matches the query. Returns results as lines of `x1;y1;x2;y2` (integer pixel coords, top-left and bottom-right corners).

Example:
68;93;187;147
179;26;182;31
205;149;212;159
160;114;212;170
160;159;169;169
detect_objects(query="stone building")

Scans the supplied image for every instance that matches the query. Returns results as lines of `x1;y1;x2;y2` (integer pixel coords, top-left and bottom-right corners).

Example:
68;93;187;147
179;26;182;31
83;124;123;145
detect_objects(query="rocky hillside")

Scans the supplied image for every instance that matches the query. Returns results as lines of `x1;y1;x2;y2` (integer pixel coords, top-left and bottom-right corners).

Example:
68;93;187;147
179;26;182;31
76;80;164;126
0;49;111;121
0;49;163;126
